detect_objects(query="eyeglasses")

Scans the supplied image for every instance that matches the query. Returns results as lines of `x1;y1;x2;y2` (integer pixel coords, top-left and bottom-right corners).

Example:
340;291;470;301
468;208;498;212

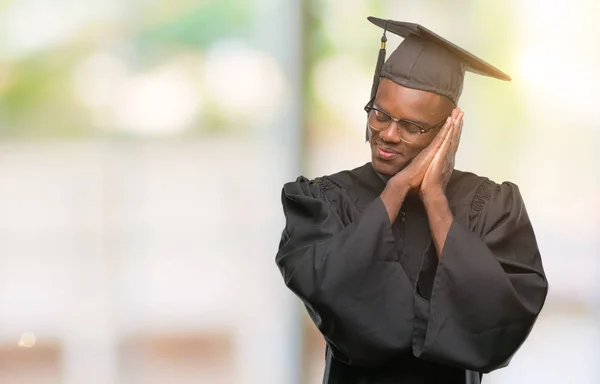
364;102;447;144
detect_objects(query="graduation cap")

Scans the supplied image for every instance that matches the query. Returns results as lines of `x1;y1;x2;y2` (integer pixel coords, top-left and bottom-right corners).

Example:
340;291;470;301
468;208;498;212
367;17;511;108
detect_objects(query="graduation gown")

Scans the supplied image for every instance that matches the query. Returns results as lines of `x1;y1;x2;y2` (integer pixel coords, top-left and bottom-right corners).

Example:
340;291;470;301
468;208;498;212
276;163;548;384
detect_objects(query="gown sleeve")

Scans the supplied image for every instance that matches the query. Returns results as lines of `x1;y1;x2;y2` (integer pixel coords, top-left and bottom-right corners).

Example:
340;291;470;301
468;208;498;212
413;180;548;373
275;176;415;367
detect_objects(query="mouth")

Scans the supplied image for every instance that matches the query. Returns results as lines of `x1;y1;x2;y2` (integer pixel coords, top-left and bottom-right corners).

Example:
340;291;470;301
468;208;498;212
374;143;401;160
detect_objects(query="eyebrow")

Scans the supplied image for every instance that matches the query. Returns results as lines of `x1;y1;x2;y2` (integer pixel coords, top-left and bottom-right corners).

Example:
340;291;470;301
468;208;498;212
373;103;433;128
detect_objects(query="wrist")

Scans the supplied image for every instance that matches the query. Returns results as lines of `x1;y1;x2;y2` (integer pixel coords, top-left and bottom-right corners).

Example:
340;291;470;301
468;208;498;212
421;188;448;208
386;176;411;197
381;177;410;224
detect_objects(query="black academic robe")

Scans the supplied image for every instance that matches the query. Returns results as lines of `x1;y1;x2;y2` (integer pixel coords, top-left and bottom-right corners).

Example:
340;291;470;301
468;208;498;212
276;163;548;384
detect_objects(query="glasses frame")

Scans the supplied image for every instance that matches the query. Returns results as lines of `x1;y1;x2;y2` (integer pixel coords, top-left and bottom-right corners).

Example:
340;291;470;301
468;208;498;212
364;99;448;140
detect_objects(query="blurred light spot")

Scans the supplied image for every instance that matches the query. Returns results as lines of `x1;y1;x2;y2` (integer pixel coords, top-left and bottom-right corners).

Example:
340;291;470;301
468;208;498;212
72;52;128;110
516;0;600;124
0;0;125;59
517;45;600;125
1;1;72;57
73;54;203;135
111;61;202;135
18;332;36;348
203;41;287;126
519;0;582;30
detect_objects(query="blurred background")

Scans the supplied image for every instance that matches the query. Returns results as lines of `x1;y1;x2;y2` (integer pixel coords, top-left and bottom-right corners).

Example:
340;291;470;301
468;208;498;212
0;0;598;383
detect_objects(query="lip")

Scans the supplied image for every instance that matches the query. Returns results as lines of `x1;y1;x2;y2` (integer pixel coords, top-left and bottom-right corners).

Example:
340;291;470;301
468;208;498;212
376;144;401;160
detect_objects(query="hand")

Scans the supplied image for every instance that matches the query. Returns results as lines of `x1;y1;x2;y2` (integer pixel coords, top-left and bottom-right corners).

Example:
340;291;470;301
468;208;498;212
420;108;463;199
388;113;454;192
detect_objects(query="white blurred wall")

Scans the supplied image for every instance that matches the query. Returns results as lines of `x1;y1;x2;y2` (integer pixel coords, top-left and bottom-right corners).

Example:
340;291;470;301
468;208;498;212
0;139;298;384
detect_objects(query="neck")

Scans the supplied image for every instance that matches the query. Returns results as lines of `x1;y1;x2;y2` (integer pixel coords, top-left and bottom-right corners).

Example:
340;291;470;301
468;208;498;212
372;164;392;184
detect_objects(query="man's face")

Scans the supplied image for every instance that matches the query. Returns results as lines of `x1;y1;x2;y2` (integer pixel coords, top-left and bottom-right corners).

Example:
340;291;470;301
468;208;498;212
369;78;454;176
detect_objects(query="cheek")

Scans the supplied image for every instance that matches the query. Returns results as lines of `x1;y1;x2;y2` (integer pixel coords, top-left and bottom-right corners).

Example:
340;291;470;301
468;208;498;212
404;144;426;160
407;135;437;157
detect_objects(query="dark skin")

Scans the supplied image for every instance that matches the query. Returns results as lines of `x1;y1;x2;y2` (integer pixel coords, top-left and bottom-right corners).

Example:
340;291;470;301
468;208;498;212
371;78;464;258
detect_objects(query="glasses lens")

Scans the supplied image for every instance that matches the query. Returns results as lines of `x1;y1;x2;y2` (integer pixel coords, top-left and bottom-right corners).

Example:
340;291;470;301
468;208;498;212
368;109;390;131
367;109;435;145
368;110;414;143
397;121;423;144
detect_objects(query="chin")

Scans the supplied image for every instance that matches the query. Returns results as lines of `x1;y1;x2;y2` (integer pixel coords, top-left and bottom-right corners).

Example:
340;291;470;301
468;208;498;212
369;138;411;176
371;155;407;177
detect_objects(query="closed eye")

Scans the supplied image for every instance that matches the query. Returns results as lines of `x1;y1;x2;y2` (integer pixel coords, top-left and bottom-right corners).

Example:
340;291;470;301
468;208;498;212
398;120;422;134
373;110;391;122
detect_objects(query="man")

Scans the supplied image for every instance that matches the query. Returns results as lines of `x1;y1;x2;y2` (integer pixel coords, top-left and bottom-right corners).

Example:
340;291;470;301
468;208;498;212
275;17;548;384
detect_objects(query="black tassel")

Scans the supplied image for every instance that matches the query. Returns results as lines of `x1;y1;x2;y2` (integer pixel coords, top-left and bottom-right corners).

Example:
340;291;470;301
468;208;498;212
366;24;388;141
369;37;387;101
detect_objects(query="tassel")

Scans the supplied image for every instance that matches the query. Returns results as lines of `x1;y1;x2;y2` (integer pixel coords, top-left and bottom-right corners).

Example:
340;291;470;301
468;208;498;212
366;22;388;142
369;36;387;101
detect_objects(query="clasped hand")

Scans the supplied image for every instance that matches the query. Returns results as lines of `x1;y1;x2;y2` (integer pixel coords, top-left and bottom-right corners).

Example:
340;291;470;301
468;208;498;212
391;108;464;200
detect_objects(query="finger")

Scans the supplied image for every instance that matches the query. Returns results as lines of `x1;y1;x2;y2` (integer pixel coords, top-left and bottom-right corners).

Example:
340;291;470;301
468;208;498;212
444;108;459;140
451;111;464;154
446;110;461;154
451;107;460;120
435;119;455;159
426;115;453;153
441;111;460;177
416;108;457;164
415;117;452;165
457;111;464;143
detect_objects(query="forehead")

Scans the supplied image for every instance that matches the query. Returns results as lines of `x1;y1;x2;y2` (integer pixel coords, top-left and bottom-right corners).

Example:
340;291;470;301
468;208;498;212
375;78;448;119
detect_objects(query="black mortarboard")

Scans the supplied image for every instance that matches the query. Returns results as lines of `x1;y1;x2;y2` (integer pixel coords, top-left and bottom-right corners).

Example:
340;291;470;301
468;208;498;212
367;17;511;107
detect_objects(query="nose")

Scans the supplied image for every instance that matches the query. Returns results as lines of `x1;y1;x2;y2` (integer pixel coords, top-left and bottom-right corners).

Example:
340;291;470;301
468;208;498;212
380;121;401;143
